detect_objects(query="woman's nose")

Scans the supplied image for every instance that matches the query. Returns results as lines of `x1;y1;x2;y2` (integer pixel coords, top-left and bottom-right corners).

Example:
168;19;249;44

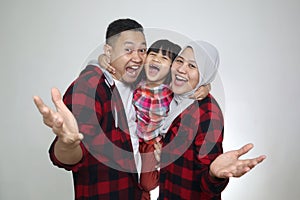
177;63;187;73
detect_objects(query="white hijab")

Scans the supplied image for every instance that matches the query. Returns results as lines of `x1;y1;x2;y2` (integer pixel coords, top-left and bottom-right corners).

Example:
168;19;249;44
161;40;220;134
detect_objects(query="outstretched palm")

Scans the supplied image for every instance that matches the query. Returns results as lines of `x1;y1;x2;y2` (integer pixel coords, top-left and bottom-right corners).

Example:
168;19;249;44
33;87;83;147
210;143;266;179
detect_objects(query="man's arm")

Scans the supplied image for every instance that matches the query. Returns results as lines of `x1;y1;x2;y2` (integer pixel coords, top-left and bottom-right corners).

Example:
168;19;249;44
33;87;83;165
191;84;211;100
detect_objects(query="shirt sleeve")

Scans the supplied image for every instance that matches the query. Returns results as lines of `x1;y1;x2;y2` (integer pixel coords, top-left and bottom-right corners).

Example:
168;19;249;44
193;97;229;195
48;66;103;172
48;137;87;172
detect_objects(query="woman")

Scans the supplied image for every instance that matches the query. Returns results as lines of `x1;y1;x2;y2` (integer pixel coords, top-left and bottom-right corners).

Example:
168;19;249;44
157;41;265;199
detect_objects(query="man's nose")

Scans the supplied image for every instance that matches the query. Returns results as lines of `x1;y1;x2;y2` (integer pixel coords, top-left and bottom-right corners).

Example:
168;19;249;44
131;50;143;63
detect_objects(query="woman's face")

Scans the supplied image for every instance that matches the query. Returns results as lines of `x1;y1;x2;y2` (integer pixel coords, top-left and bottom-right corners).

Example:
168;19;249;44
171;47;199;94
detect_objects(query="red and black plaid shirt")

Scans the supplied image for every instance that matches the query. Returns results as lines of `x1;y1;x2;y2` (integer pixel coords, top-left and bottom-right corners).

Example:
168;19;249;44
158;94;229;200
49;65;142;200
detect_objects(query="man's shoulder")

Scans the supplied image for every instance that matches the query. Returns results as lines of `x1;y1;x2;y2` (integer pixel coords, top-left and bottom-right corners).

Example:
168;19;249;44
79;64;104;79
76;64;111;88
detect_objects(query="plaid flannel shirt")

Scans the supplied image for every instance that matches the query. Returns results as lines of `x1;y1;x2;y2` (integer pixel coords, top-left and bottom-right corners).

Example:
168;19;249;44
158;94;229;200
133;82;173;141
49;65;142;200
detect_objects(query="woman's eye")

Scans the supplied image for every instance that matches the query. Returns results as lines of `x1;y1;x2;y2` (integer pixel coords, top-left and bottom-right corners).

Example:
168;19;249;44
175;58;183;63
189;64;197;69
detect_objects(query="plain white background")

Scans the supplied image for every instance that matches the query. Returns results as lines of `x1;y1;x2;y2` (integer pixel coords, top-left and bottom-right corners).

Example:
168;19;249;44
1;0;299;199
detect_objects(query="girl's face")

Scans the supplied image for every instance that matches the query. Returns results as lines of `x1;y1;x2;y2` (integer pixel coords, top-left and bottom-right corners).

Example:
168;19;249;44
144;50;172;86
171;47;199;94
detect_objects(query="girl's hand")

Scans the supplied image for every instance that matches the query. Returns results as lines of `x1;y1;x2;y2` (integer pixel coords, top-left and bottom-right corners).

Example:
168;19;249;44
98;54;115;74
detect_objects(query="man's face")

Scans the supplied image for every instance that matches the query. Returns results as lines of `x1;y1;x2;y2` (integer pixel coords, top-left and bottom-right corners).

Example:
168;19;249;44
109;30;147;84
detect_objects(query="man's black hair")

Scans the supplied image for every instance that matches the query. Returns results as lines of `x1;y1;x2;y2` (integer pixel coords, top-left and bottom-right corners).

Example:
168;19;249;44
106;18;144;45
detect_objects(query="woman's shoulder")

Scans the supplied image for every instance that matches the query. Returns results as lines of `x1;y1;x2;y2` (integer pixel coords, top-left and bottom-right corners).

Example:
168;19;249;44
195;93;222;113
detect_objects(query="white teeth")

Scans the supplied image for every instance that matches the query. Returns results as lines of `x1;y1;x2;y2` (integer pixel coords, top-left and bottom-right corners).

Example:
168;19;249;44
175;75;187;81
130;66;139;69
150;64;160;70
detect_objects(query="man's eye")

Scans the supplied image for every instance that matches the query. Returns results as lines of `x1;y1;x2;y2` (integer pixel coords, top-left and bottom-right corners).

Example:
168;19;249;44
139;48;147;54
125;48;133;53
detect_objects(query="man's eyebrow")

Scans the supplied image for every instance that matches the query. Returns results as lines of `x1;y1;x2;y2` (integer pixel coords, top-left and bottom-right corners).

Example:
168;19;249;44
124;41;147;47
124;41;134;45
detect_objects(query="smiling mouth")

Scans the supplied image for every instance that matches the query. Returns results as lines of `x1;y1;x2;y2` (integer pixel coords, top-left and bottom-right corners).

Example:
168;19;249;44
173;74;188;86
126;65;140;76
175;74;187;82
148;64;160;76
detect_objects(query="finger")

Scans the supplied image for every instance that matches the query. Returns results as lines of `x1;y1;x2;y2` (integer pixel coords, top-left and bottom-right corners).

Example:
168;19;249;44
155;141;162;148
189;93;205;100
237;163;251;173
54;115;63;127
247;155;266;168
51;88;68;112
33;96;50;115
188;94;196;99
154;150;161;162
154;145;161;155
108;65;115;74
236;143;254;157
197;91;205;99
33;96;56;127
219;171;233;178
51;115;64;135
156;148;161;155
52;122;63;136
196;94;204;100
68;132;84;144
77;133;84;141
106;66;112;72
257;155;267;163
108;66;114;73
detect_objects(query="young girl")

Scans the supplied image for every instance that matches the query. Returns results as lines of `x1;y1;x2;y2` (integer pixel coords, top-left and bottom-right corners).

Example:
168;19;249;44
99;39;182;200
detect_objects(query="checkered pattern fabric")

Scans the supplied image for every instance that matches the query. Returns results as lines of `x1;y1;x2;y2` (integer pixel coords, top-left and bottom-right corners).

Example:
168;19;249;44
49;65;142;200
133;82;173;141
158;94;229;200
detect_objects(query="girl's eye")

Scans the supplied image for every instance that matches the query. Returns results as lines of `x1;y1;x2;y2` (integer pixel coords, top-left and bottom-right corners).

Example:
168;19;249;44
162;56;169;60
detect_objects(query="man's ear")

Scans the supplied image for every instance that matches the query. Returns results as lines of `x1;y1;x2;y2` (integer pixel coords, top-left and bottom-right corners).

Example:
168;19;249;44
103;44;112;58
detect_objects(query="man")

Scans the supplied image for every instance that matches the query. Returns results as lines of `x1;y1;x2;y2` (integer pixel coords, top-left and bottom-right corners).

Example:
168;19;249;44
34;18;147;200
